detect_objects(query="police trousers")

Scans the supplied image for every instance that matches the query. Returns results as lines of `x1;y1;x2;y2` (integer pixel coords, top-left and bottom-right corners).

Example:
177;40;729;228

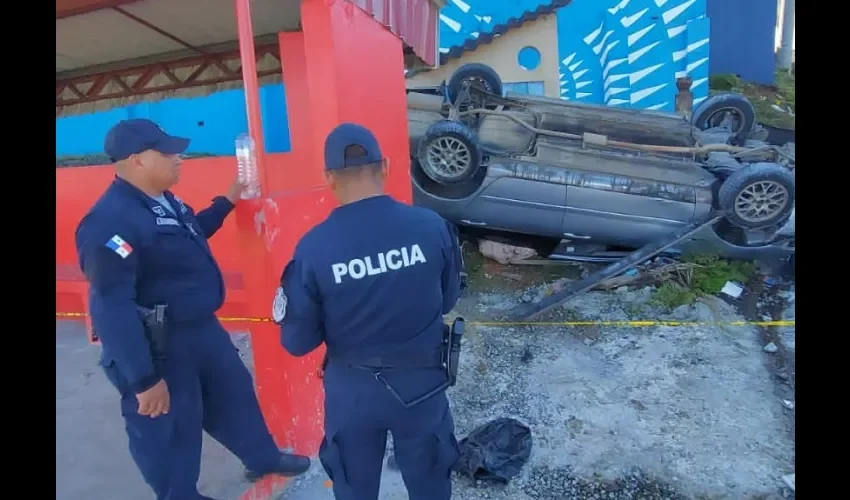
320;366;459;500
101;316;281;500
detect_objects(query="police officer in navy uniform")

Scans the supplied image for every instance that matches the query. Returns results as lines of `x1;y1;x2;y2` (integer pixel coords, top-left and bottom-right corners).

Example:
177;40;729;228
75;119;310;500
275;123;465;500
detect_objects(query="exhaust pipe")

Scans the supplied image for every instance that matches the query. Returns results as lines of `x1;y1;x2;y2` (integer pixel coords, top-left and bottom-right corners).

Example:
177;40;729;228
407;92;445;113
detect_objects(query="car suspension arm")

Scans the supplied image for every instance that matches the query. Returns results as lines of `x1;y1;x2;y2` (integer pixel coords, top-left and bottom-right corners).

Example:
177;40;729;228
457;109;784;160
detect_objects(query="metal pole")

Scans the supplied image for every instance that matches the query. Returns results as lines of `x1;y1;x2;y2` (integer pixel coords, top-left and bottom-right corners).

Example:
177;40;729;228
234;0;270;194
777;0;795;71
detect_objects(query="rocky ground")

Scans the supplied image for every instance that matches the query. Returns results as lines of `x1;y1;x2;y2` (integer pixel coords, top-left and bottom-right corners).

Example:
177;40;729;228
438;250;796;500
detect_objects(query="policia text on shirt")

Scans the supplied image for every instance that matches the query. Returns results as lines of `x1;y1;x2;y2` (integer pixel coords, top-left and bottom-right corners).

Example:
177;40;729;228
330;244;427;283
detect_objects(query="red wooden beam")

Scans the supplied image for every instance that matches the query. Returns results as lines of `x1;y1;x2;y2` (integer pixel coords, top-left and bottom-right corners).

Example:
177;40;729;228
56;0;141;19
56;45;280;108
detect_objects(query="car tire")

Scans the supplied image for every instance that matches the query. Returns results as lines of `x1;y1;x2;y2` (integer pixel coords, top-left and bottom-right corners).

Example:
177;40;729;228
447;63;503;104
417;120;482;185
692;93;756;135
717;162;795;229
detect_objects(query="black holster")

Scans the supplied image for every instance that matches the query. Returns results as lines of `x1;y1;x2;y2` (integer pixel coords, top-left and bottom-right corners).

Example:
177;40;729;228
322;316;466;409
444;316;465;387
137;304;168;375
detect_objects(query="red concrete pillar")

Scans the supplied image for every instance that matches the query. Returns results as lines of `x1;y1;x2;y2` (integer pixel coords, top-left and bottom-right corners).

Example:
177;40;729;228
273;32;324;191
238;2;413;498
298;0;413;202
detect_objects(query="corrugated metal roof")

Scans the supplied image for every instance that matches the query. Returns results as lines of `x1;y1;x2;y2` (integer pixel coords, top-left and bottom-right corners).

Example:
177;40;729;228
439;0;571;65
349;0;440;67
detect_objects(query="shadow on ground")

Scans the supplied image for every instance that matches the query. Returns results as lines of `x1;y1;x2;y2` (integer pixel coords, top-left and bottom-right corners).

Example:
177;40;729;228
56;321;249;500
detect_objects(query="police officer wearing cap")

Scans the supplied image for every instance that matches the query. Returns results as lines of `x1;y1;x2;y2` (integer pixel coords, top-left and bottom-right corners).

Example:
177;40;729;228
274;122;466;500
75;119;310;500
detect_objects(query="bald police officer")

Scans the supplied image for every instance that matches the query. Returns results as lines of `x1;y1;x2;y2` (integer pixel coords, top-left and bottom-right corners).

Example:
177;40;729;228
274;123;465;500
75;119;310;500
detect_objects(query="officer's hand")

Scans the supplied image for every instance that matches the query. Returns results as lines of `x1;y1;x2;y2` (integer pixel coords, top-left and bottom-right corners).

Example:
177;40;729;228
225;176;248;204
136;379;170;418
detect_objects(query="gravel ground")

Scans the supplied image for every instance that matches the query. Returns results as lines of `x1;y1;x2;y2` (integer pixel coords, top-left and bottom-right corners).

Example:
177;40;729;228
439;274;796;500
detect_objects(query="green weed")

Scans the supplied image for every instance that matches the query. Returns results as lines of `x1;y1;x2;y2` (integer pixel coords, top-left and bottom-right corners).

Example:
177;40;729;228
708;69;796;129
652;283;698;310
650;254;757;310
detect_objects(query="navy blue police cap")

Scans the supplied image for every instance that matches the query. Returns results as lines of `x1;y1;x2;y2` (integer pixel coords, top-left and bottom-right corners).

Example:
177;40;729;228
324;123;383;171
104;119;190;162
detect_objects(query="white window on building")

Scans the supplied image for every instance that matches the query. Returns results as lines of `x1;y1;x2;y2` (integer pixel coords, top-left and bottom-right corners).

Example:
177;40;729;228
502;81;545;96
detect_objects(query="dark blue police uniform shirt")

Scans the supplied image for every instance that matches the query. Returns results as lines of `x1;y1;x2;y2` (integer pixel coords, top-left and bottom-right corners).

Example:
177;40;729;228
75;176;234;393
278;195;463;362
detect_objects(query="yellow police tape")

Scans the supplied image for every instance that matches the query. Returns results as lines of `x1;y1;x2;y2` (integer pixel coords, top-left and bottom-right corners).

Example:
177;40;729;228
55;312;794;327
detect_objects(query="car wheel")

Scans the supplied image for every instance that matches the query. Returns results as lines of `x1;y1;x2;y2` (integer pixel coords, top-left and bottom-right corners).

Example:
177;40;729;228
717;162;795;229
692;93;756;135
417;120;482;185
447;63;503;104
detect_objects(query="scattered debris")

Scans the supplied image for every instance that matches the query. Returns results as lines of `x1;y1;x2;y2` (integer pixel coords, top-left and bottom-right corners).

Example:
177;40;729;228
763;342;778;353
595;259;696;291
507;215;726;320
771;103;795;116
478;239;537;265
721;281;744;298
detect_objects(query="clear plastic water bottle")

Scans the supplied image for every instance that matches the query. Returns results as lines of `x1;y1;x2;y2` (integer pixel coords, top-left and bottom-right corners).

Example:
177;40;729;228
235;133;261;199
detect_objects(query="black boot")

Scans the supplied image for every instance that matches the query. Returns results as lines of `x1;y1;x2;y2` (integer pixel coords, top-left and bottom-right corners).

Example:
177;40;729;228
244;452;311;481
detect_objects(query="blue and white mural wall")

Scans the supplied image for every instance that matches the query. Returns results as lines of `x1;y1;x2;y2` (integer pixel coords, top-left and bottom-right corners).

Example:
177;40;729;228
436;0;710;112
555;0;709;112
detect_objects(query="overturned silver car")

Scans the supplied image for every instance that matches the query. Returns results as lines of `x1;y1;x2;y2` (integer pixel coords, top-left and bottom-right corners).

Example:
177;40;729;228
407;63;795;263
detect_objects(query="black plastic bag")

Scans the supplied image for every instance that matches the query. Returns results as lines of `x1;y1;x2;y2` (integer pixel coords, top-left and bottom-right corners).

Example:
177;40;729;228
452;417;533;483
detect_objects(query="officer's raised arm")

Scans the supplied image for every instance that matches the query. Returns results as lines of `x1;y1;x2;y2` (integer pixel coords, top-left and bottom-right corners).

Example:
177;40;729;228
190;177;247;238
275;251;326;357
75;214;160;394
440;219;465;314
193;195;235;238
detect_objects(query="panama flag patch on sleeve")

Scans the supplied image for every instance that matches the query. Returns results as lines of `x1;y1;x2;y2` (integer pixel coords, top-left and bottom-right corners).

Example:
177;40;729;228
105;234;133;259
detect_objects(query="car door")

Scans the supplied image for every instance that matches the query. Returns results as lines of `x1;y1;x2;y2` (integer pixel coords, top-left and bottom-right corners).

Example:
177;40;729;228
560;162;715;248
562;179;693;248
460;162;568;239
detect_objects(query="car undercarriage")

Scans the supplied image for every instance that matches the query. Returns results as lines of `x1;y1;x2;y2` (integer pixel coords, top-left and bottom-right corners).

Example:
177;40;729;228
406;63;795;264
